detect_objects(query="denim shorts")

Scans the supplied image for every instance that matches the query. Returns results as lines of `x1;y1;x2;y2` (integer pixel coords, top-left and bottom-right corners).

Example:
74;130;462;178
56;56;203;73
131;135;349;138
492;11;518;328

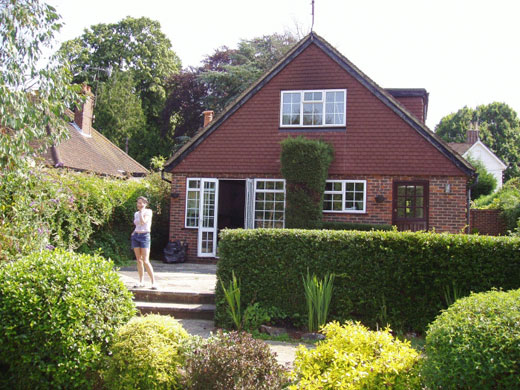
131;232;151;249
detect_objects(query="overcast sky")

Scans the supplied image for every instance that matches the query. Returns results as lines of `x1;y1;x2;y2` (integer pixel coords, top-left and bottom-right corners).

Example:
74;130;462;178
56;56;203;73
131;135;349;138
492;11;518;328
48;0;520;130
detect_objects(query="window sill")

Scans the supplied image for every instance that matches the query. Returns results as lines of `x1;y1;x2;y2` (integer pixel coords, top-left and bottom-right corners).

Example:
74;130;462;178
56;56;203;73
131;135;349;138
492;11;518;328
279;127;346;132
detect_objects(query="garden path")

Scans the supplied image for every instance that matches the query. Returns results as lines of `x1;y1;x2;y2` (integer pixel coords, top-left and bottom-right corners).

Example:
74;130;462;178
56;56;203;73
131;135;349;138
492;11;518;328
118;260;302;366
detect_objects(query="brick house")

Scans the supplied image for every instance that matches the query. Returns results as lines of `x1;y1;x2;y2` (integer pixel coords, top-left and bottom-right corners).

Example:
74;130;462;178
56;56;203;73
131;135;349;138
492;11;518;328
163;32;475;260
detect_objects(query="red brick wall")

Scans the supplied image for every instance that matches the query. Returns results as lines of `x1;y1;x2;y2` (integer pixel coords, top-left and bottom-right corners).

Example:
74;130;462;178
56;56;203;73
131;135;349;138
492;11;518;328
170;173;469;261
172;43;466;178
393;96;426;123
470;209;507;236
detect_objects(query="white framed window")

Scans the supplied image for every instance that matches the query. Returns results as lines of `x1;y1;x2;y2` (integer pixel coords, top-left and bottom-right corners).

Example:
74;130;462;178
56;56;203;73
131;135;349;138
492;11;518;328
323;180;366;213
254;179;285;228
280;89;346;127
185;178;201;228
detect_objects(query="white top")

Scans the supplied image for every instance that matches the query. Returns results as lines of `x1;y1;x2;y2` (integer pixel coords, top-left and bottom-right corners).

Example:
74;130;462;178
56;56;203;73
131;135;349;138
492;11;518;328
134;209;152;233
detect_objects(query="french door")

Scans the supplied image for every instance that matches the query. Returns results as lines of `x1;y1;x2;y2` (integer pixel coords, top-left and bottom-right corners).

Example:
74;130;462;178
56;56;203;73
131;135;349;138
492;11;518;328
197;179;219;257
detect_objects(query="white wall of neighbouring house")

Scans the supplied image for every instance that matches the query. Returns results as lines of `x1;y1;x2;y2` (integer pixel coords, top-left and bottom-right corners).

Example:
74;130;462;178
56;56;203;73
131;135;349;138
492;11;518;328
464;142;507;190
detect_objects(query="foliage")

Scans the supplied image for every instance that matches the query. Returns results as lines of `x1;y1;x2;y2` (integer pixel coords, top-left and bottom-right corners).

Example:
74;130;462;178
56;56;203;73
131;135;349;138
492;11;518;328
290;321;421;389
422;289;520;389
0;167;170;264
302;271;335;332
183;330;289;390
243;303;272;332
436;102;520;180
220;271;243;330
103;314;189;390
0;250;136;389
94;70;146;155
0;0;80;170
281;136;334;228
318;221;393;231
60;16;181;165
216;228;520;333
466;156;497;200
161;32;298;141
473;178;520;231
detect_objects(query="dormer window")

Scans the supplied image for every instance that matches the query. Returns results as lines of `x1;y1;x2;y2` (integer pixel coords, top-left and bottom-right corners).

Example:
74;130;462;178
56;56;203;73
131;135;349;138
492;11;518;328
280;89;346;127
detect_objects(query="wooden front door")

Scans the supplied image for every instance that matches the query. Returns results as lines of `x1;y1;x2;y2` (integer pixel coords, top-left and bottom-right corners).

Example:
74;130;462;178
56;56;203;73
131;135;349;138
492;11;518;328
392;181;429;231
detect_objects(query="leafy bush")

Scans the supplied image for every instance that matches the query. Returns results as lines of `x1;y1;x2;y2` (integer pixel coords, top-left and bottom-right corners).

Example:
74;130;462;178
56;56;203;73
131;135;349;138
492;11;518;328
473;178;520;231
216;228;520;333
183;330;289;390
422;289;520;389
103;314;189;390
0;250;136;389
290;321;421;389
281;136;334;228
319;221;393;231
0;167;169;264
467;156;497;200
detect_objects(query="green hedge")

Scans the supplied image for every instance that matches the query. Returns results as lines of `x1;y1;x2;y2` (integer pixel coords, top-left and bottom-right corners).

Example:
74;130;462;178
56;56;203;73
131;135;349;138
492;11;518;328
318;221;393;231
280;136;333;228
216;229;520;333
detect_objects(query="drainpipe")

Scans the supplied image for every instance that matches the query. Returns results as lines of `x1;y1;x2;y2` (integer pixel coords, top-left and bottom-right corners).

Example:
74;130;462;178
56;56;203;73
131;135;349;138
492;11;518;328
467;172;479;233
161;169;171;184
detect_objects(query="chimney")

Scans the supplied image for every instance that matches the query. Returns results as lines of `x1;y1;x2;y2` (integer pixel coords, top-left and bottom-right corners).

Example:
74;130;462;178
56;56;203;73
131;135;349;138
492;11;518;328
202;110;214;127
74;84;94;136
466;122;479;144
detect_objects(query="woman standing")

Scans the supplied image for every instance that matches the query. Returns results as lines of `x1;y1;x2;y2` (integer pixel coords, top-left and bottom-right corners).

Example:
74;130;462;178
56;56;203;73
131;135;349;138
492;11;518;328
131;196;156;289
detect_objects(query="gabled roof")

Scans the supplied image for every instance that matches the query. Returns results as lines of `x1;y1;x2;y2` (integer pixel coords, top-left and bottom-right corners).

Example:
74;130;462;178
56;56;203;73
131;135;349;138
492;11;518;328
164;32;474;176
41;112;148;177
449;140;507;170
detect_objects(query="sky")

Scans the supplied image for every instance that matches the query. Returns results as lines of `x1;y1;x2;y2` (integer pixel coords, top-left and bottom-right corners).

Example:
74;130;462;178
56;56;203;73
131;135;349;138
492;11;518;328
47;0;520;130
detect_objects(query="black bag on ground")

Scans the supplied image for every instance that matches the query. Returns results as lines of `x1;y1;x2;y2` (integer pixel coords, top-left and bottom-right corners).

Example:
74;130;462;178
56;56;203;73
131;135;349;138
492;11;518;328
163;240;188;263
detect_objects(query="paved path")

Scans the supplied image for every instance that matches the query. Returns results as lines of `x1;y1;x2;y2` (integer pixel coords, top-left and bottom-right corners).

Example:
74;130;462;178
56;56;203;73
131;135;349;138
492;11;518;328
118;261;305;366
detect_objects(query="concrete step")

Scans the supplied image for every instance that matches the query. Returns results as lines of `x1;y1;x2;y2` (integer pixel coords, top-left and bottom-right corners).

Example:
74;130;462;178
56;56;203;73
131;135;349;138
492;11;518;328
130;289;215;305
135;301;216;320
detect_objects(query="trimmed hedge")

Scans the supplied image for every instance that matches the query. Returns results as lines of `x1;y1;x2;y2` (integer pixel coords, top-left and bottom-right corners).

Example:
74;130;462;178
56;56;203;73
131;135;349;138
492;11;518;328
318;221;393;231
216;229;520;333
280;136;333;228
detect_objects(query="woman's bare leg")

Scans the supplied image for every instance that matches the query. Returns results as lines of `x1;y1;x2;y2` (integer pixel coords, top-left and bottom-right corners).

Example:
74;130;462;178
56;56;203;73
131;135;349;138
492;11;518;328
141;248;155;285
134;247;144;285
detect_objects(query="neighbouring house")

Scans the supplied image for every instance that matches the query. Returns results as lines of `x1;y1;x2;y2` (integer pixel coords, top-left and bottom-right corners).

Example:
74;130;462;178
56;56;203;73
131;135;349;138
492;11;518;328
40;85;148;178
448;128;506;189
163;32;475;261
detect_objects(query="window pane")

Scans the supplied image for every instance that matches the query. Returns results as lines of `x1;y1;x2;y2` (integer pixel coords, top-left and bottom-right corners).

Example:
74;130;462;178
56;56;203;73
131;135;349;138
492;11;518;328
256;181;265;190
188;180;200;189
416;186;424;196
292;94;301;103
416;208;424;218
416;197;423;207
346;183;354;192
304;92;313;100
326;91;334;100
282;114;291;125
291;115;300;125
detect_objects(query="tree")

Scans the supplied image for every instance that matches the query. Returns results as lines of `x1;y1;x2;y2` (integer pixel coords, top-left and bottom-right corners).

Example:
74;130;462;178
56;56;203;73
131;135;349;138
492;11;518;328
161;32;298;140
436;102;520;180
0;0;79;170
60;16;180;123
94;71;146;154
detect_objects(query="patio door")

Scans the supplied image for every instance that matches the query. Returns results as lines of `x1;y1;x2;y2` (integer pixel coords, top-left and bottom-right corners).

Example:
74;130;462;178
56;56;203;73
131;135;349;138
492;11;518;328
197;179;219;257
392;181;429;231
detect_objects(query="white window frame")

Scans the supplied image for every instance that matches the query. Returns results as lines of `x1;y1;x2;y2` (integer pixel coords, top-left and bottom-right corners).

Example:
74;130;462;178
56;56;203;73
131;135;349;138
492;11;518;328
280;89;347;128
323;180;366;213
253;179;286;228
185;178;201;228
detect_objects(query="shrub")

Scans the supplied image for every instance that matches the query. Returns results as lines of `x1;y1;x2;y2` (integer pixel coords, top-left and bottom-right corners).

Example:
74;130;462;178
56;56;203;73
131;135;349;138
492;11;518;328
281;136;334;228
318;221;393;231
0;250;135;389
422;289;520;389
184;330;289;390
216;228;520;333
290;321;421;389
473;178;520;231
467;156;497;200
103;314;189;390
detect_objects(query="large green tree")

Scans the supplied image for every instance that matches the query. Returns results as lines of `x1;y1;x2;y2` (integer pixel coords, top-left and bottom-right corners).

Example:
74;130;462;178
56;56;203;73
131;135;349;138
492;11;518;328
94;71;146;154
60;16;180;122
436;102;520;180
0;0;79;170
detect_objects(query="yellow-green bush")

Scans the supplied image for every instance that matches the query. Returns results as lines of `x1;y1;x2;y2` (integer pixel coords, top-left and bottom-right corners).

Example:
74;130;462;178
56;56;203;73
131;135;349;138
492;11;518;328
103;315;189;390
290;322;421;389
